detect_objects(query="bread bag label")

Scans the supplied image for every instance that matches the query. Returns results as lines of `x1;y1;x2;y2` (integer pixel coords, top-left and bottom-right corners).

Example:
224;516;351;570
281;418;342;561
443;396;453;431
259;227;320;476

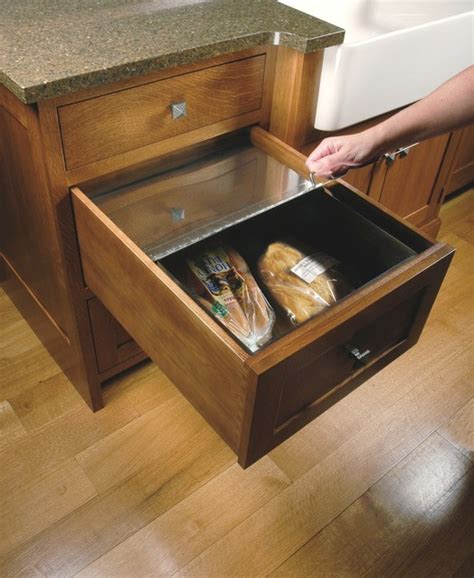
290;252;338;284
187;248;244;313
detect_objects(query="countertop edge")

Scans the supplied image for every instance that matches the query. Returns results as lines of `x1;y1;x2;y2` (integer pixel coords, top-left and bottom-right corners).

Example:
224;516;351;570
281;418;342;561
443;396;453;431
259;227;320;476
4;29;344;104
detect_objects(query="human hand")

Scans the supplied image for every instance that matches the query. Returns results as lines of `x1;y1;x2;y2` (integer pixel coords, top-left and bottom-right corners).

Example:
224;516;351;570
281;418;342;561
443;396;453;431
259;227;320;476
305;131;382;179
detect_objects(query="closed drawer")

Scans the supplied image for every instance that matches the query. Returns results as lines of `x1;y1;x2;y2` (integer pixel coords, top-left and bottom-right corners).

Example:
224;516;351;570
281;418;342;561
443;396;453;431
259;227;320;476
88;297;143;376
59;55;266;170
71;128;453;467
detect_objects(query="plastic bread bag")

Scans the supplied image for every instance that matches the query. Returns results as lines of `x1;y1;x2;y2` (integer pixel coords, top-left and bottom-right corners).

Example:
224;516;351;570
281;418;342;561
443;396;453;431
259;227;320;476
257;240;353;325
184;246;275;352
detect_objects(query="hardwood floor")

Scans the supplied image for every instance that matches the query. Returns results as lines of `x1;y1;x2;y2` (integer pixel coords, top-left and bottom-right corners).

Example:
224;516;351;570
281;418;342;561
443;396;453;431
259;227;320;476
0;190;473;577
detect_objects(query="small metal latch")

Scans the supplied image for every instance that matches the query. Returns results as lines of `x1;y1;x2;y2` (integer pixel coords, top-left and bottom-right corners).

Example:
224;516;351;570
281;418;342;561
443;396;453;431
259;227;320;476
384;142;419;166
170;101;187;119
345;345;371;366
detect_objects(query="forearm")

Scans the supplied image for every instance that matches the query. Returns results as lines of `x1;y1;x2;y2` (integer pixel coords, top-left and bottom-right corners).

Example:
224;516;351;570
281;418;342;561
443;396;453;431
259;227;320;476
366;66;474;156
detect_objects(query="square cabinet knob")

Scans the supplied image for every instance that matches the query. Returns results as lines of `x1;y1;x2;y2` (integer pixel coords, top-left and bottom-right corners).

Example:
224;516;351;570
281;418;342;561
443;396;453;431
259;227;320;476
170;101;187;119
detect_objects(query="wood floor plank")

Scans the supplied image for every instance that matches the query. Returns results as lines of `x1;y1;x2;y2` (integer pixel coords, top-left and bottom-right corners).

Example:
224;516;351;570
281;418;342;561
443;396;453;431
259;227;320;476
0;430;234;578
75;394;218;493
438;397;474;461
0;292;61;400
104;359;178;417
174;369;472;576
271;433;472;577
0;400;27;450
76;458;290;577
0;459;97;557
0;391;138;500
7;372;83;432
364;470;474;577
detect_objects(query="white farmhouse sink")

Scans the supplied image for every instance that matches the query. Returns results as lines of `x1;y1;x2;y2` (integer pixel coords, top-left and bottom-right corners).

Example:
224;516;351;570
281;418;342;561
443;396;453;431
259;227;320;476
280;0;474;130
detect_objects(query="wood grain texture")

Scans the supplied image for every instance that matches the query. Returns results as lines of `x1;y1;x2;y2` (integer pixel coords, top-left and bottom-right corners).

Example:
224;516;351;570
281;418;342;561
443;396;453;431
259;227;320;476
71;187;249;453
0;99;69;335
37;99;106;410
269;47;323;148
75;458;290;577
87;297;142;375
0;459;96;557
271;433;472;577
438;398;474;461
0;401;27;450
59;55;266;169
442;125;474;196
377;134;451;225
0;189;472;577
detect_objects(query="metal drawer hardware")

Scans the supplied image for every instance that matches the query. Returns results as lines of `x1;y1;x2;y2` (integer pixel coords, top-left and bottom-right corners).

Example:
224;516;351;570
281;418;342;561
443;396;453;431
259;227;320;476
345;345;371;366
170;101;187;119
384;142;419;166
170;207;185;222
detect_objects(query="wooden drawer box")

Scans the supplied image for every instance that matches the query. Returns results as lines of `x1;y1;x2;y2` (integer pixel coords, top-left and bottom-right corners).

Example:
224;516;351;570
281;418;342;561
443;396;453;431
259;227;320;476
71;128;453;467
58;55;266;170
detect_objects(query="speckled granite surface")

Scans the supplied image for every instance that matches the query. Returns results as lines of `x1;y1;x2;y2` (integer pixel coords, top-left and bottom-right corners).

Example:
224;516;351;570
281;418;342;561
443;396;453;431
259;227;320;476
0;0;343;103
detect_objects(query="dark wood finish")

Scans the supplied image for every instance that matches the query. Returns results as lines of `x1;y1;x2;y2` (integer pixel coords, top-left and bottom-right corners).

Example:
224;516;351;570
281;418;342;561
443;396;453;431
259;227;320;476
37;98;105;411
442;125;474;196
375;134;451;226
342;164;374;194
71;187;249;452
240;246;452;466
269;47;324;148
87;297;143;375
71;131;454;466
59;55;266;170
0;86;100;409
64;111;262;187
0;92;69;333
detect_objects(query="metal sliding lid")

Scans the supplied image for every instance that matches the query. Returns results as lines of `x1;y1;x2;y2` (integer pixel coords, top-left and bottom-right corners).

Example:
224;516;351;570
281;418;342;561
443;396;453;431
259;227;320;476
93;143;324;261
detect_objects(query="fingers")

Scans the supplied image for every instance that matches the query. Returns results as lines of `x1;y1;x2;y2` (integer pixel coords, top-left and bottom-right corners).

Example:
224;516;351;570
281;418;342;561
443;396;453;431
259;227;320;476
306;153;349;179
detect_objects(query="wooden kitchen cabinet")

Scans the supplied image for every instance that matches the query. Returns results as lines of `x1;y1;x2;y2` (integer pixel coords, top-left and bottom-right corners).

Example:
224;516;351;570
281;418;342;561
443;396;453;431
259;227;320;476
0;33;456;467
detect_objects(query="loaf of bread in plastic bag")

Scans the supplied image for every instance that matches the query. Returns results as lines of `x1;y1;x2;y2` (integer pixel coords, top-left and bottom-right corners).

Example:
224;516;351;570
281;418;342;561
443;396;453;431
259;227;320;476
258;241;353;325
185;246;275;351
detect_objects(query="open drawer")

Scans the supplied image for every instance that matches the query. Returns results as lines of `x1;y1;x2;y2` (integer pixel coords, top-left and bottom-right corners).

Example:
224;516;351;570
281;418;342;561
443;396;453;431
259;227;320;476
71;127;454;467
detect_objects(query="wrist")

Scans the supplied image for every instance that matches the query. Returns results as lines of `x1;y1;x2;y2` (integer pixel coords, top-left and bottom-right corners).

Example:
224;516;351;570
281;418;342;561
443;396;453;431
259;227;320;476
362;123;390;159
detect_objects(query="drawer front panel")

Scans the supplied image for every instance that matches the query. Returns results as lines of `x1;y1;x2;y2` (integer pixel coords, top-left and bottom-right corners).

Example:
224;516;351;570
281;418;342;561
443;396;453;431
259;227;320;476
59;55;266;169
276;291;421;426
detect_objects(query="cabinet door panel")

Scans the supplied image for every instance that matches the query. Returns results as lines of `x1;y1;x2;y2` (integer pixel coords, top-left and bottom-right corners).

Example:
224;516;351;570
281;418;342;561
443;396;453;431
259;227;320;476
443;126;474;195
378;134;450;225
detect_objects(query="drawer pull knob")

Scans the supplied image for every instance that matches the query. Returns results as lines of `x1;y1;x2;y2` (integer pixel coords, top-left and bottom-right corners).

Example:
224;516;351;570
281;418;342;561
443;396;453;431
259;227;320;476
170;101;187;119
170;207;185;222
345;345;371;366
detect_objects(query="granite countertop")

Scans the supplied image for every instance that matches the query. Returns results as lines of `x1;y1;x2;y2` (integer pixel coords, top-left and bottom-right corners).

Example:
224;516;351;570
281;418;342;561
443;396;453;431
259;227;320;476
0;0;343;104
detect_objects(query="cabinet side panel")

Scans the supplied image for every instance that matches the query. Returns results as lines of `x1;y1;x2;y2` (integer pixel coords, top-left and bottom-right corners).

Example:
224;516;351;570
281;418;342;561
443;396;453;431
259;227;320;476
0;105;69;333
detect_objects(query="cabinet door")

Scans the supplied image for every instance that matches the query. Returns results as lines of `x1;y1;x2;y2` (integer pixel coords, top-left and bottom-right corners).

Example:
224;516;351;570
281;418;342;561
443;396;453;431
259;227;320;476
341;164;373;194
443;126;474;196
374;134;450;227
